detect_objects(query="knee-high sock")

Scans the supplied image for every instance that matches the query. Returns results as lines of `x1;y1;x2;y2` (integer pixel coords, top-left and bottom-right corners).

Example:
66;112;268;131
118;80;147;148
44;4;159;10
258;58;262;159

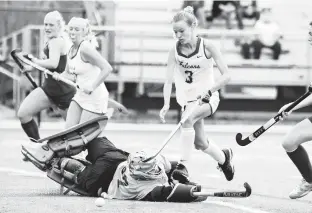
21;119;40;142
179;128;195;165
202;139;225;164
287;145;312;183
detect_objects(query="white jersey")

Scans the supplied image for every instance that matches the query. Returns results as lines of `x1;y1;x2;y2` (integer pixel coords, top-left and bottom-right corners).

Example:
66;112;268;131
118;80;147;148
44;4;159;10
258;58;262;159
68;41;109;114
174;37;215;106
107;155;171;200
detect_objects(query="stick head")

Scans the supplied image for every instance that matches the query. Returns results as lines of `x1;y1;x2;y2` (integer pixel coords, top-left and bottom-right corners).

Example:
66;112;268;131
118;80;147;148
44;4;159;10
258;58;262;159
236;133;243;142
243;182;252;197
11;49;22;56
11;49;27;72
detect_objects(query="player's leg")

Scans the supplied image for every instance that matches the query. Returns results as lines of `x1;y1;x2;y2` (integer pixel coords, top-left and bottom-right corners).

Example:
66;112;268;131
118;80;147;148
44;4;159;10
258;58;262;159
171;103;198;182
193;119;234;181
52;89;76;120
17;87;53;142
65;101;82;129
281;118;312;199
80;110;106;124
172;101;214;182
80;109;108;136
142;183;202;202
195;92;234;181
58;108;68;120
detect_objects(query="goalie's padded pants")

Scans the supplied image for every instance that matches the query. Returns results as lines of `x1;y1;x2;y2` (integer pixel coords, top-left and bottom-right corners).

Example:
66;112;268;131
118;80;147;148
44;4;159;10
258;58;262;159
77;137;129;196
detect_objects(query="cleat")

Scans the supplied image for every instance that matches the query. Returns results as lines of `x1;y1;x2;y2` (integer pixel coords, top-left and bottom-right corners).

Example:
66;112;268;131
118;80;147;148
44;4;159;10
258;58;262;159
217;148;235;181
289;179;312;199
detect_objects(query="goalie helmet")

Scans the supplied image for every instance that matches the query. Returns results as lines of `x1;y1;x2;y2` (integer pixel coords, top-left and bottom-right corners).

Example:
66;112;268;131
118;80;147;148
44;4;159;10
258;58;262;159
127;151;163;180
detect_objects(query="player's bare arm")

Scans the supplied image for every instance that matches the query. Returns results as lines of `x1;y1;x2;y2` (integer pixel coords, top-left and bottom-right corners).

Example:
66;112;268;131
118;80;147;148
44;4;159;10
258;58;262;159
280;88;312;113
159;47;176;123
204;40;231;93
163;47;176;107
32;37;63;69
107;99;129;114
80;42;113;90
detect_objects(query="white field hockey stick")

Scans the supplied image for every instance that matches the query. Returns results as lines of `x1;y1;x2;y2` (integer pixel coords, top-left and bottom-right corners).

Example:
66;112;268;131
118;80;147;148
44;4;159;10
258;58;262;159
12;49;80;89
143;99;201;163
193;182;251;198
236;86;312;146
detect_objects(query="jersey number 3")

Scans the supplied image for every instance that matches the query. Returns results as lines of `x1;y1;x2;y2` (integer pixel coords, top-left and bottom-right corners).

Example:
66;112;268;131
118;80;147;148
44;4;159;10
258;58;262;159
185;70;193;83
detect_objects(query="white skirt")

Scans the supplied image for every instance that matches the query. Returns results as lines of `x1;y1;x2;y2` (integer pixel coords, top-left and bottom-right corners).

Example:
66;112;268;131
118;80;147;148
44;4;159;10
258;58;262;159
73;84;108;114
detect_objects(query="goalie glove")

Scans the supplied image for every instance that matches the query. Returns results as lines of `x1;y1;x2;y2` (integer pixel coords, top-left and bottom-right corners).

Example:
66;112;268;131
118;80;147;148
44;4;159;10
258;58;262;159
166;183;200;202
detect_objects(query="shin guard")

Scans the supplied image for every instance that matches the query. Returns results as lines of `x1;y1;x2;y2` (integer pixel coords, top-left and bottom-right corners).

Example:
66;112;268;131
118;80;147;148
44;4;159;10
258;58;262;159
47;157;90;196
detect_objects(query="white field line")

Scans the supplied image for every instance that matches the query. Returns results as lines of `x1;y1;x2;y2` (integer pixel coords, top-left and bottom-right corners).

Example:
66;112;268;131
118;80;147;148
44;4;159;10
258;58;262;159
205;200;273;213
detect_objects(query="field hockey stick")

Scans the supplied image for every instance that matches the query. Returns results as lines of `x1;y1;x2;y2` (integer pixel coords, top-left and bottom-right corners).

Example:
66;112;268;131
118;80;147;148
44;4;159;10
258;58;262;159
100;182;252;199
12;50;80;89
11;49;38;88
236;86;312;146
143;99;201;163
193;182;251;198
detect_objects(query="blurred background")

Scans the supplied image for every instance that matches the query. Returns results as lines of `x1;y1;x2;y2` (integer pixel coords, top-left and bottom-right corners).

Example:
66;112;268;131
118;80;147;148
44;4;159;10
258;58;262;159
1;0;312;124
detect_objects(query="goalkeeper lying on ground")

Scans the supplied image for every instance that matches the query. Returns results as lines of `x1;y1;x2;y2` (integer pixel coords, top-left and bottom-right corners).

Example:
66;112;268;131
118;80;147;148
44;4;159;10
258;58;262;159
21;116;205;202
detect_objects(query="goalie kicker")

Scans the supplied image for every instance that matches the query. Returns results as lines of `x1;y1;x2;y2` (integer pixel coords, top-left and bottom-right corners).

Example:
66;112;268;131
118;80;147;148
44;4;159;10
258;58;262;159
21;116;107;171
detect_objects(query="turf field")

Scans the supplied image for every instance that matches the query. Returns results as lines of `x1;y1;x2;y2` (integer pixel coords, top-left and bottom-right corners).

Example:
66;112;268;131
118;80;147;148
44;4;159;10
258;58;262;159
0;121;312;213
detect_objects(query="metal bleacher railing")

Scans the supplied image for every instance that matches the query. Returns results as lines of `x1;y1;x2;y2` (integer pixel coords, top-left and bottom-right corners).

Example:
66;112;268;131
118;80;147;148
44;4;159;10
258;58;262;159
0;24;311;111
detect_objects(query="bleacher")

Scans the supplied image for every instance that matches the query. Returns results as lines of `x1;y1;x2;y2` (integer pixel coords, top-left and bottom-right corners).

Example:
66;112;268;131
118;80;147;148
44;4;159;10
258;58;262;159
1;1;312;113
109;1;311;102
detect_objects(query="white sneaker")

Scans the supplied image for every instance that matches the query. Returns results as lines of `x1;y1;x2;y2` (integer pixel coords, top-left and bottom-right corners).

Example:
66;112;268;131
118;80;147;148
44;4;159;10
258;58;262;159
289;179;312;199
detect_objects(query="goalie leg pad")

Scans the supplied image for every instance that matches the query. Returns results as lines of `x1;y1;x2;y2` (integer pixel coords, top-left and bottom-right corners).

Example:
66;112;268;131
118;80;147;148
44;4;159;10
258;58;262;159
47;157;90;196
59;158;87;184
21;122;102;164
143;186;172;202
21;143;55;168
49;123;102;156
21;148;48;171
166;183;199;202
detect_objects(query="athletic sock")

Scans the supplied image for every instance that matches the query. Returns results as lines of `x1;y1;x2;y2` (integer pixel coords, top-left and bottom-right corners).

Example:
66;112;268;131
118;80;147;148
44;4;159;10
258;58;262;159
202;139;225;164
287;145;312;183
179;127;195;166
21;119;40;142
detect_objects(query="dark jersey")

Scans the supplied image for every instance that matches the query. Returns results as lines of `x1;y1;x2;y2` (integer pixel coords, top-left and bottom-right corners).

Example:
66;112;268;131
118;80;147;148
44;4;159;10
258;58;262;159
41;38;76;109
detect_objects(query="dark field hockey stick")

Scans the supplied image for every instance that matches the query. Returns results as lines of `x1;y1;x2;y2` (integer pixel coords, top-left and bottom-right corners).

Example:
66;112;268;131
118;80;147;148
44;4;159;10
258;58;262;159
11;49;38;88
236;86;312;146
11;49;80;89
193;182;252;198
143;99;201;163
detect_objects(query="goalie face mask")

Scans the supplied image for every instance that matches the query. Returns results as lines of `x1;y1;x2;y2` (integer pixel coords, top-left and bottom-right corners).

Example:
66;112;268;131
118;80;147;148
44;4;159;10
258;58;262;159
127;151;163;180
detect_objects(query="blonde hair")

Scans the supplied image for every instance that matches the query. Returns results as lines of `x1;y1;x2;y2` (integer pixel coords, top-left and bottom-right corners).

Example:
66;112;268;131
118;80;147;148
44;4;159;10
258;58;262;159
44;11;72;51
68;17;98;48
172;6;198;27
45;11;66;35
